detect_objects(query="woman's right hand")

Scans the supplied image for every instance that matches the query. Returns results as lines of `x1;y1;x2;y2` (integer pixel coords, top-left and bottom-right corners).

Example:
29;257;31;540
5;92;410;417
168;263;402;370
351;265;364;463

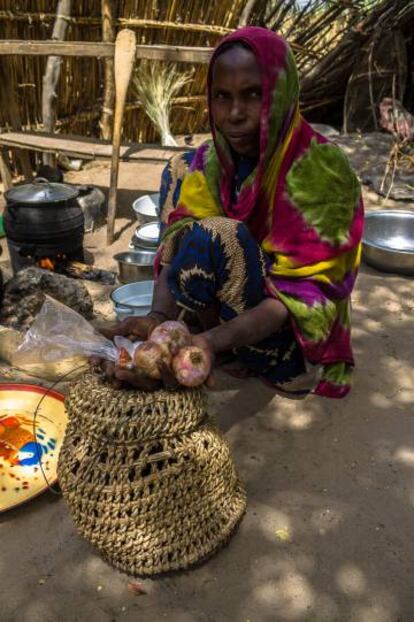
90;314;165;390
100;314;162;342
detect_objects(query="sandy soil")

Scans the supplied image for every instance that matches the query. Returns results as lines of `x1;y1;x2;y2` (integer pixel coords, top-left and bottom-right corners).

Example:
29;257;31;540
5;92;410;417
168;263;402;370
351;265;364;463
1;153;414;622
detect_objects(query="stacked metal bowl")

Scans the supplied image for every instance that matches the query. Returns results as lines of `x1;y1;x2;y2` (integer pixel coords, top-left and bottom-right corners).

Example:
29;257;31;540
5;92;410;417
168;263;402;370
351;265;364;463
112;193;160;320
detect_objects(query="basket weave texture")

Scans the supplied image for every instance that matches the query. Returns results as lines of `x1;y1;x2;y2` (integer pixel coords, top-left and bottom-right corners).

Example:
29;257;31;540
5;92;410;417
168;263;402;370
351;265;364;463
58;373;246;576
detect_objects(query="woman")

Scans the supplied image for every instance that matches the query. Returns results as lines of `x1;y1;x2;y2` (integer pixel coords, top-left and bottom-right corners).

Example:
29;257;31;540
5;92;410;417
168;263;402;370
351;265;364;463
106;26;364;398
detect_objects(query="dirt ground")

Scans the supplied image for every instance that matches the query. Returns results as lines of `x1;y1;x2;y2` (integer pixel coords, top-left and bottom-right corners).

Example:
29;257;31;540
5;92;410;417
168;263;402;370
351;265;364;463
1;152;414;622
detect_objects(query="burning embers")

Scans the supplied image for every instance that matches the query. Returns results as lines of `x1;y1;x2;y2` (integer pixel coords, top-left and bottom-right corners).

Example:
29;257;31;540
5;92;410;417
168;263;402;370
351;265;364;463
38;257;57;271
36;254;75;276
36;253;71;275
34;254;115;284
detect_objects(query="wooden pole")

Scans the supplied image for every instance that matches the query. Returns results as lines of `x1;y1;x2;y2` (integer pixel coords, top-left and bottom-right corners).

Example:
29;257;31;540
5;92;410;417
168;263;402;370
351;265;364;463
106;29;136;245
100;0;116;140
41;0;71;166
0;41;213;63
0;148;13;190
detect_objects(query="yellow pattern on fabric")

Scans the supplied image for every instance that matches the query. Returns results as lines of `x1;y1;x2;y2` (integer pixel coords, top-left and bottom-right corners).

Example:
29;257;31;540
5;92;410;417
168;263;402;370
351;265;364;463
179;170;222;219
267;244;361;284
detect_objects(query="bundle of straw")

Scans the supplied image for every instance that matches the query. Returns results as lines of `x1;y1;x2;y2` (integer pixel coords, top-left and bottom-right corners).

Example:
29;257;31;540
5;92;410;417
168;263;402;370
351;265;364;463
133;61;194;146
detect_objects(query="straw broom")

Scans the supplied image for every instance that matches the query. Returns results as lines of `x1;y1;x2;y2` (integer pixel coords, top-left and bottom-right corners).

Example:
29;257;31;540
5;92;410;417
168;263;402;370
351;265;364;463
133;61;194;147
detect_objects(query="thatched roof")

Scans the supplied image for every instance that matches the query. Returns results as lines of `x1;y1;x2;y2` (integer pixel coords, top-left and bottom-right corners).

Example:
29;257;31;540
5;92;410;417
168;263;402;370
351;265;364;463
300;0;414;128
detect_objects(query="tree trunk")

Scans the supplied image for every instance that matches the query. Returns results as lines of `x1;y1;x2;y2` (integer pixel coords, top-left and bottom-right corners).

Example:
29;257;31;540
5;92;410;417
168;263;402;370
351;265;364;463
100;0;116;140
42;0;71;166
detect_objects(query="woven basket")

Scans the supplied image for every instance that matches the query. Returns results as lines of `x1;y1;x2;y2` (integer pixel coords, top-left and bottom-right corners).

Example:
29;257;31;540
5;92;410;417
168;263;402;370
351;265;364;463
58;373;246;576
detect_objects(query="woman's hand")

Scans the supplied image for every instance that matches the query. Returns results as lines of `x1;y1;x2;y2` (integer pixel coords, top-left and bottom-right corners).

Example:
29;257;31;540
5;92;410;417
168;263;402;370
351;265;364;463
190;333;216;389
108;360;179;392
100;314;162;342
91;262;180;390
90;314;166;391
91;315;216;391
100;332;215;391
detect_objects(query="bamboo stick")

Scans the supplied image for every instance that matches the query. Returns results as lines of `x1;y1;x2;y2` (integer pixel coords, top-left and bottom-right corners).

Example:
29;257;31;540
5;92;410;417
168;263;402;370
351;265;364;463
238;0;259;27
0;12;232;35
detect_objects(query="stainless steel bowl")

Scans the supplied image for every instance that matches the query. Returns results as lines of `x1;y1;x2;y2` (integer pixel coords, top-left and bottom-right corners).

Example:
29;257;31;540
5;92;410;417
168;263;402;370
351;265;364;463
362;210;414;275
132;193;160;223
113;250;155;284
111;280;154;319
133;221;160;249
113;303;138;322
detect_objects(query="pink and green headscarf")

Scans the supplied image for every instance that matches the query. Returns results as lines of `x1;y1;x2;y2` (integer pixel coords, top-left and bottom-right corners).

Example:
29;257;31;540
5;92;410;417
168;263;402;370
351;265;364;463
161;26;364;398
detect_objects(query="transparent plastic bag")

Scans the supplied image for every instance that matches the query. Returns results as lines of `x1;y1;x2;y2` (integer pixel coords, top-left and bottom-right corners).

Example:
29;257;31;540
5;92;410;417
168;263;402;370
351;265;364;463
12;296;118;378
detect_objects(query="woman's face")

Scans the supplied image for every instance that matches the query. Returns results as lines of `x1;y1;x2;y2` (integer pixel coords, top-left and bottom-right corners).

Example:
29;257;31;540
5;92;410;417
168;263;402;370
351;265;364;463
211;45;262;159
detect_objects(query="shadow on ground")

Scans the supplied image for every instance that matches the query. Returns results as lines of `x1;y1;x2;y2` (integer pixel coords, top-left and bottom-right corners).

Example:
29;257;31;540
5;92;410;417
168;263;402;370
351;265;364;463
1;156;413;621
1;262;413;622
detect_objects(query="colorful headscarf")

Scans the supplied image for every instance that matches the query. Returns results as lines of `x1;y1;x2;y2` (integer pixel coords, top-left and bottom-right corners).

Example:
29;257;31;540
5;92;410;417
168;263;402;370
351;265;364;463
160;26;364;398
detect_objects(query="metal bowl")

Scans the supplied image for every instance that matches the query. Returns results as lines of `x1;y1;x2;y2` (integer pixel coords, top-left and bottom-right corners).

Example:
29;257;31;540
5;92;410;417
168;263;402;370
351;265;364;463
113;304;134;322
111;280;154;319
362;210;414;275
113;250;155;284
132;193;160;223
133;221;161;249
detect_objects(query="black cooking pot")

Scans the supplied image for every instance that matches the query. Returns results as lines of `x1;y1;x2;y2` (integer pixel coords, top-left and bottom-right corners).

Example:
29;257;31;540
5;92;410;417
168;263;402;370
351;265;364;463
3;177;85;256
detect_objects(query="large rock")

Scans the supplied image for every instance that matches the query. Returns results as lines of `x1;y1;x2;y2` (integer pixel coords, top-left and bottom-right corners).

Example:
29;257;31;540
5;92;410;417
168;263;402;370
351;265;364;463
0;267;93;331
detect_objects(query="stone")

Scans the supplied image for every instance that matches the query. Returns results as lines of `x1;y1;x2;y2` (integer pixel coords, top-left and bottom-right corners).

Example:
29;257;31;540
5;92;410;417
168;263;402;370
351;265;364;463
0;267;93;331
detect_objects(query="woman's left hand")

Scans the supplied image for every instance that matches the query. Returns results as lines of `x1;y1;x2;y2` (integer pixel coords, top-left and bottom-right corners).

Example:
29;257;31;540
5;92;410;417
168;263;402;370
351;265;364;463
111;360;180;391
190;333;216;389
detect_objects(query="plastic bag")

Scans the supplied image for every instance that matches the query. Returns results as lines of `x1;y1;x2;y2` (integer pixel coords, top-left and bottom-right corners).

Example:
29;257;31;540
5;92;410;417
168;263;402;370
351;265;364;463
12;296;118;377
113;335;141;369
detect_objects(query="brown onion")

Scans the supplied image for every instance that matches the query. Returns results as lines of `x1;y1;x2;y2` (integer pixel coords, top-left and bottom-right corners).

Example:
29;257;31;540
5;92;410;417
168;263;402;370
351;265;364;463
133;341;171;380
150;320;191;356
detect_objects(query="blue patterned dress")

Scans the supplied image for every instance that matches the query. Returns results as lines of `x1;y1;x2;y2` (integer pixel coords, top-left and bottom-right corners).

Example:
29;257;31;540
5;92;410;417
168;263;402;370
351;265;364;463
158;152;313;396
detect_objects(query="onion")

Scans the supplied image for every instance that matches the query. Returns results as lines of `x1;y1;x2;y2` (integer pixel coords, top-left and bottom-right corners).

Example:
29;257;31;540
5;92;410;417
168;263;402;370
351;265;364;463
133;341;171;380
150;320;191;356
172;346;210;387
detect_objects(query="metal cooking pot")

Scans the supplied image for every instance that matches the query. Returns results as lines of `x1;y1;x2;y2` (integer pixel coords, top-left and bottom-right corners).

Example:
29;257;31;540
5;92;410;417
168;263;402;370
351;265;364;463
3;177;84;257
5;177;80;205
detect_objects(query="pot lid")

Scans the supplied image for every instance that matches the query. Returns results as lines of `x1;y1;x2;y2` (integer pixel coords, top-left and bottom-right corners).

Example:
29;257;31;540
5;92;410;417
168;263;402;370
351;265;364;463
5;177;79;204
